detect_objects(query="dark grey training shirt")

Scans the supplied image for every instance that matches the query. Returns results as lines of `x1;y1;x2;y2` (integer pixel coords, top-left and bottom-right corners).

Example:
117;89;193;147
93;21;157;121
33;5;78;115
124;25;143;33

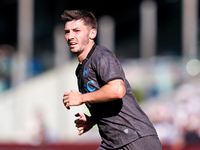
75;44;157;149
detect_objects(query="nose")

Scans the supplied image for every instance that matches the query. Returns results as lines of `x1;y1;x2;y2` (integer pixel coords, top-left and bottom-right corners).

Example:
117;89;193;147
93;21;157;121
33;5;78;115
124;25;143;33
65;31;74;42
68;31;75;40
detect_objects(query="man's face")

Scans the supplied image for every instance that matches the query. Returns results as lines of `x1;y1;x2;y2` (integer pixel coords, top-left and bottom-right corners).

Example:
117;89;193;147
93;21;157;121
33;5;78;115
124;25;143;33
64;19;91;55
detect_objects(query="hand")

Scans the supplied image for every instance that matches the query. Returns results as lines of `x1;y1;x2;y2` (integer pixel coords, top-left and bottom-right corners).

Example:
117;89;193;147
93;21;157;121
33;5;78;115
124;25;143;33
74;113;94;135
63;89;83;110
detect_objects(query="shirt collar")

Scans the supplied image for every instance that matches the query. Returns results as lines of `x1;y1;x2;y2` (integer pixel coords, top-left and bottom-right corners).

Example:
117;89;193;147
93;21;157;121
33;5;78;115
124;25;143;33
86;44;96;60
76;44;96;77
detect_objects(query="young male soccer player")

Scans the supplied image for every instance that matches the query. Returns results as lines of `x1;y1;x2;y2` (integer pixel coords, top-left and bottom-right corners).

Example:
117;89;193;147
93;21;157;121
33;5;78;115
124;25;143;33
62;10;162;150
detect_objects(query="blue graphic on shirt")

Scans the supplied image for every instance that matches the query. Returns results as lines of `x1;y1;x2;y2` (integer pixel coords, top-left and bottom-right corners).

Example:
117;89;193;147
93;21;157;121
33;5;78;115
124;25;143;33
83;68;89;77
87;80;96;92
79;80;96;93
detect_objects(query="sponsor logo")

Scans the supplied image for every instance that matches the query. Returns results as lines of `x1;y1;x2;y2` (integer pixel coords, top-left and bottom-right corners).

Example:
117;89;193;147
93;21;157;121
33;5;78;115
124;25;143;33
83;68;89;77
79;80;96;93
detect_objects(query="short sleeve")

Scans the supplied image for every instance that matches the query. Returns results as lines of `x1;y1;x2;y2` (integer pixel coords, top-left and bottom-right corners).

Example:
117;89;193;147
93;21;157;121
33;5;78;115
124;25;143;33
92;49;124;84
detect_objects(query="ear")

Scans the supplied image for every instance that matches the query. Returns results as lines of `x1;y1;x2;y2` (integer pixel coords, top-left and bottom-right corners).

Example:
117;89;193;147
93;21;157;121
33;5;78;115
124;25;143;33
89;29;97;40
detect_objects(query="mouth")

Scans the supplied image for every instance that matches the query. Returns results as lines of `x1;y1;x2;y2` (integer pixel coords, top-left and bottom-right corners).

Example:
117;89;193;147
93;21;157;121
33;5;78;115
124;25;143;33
69;42;77;48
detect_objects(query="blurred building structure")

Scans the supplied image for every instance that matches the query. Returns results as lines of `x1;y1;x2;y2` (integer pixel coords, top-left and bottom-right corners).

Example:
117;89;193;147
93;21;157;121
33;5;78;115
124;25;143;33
16;0;34;84
182;0;198;59
140;0;157;58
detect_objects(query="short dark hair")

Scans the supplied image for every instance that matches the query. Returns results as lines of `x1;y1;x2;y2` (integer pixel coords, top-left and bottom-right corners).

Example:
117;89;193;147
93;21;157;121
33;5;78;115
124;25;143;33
61;10;97;29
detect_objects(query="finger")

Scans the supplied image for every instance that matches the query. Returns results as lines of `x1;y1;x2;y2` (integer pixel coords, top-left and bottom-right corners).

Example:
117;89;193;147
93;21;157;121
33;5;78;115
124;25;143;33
75;118;83;124
77;126;85;136
63;99;67;106
65;103;70;110
63;101;69;108
63;96;68;100
77;113;85;119
76;124;84;128
75;113;85;121
63;99;69;104
64;92;70;96
78;127;84;131
75;120;85;127
63;96;69;106
70;89;77;93
75;113;80;117
78;129;84;136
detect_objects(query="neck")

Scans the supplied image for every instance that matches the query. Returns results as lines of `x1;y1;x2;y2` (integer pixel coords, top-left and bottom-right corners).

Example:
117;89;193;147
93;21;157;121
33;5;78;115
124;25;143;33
77;41;95;64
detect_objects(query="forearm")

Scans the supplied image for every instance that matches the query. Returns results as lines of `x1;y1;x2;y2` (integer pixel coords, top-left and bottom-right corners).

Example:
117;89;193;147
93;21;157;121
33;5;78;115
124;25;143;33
82;79;126;104
63;79;125;109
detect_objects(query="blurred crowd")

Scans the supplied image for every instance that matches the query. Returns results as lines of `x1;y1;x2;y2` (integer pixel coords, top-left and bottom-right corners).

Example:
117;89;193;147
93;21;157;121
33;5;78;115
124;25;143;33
0;44;44;94
13;109;48;146
0;44;15;93
147;83;200;147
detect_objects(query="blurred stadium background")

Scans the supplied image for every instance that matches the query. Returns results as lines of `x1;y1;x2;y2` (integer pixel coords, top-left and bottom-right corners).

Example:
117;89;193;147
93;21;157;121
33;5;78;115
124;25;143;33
0;0;200;149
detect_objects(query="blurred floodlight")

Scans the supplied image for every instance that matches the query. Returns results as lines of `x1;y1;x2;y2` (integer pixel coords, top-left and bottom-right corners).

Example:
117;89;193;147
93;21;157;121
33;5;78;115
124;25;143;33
186;59;200;76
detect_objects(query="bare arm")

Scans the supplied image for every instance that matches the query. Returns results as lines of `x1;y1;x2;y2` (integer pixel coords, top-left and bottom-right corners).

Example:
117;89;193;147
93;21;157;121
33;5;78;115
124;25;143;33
63;79;126;109
82;79;126;103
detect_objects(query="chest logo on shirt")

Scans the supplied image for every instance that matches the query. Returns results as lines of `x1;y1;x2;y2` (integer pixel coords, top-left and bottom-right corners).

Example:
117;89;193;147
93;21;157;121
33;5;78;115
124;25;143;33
83;68;89;77
80;80;96;93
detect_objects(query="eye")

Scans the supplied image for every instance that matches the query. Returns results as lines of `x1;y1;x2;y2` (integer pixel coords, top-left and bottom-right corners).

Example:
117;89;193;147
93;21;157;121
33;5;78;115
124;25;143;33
65;30;69;34
75;30;80;32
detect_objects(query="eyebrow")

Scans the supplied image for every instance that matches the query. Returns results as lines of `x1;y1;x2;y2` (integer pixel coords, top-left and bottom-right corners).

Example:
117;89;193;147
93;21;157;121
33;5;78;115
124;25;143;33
65;27;80;31
72;27;81;30
64;27;81;34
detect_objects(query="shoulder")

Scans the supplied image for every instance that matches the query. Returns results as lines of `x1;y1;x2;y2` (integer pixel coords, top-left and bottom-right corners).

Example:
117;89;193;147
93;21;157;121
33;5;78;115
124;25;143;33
96;45;114;55
92;45;116;61
91;45;120;70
